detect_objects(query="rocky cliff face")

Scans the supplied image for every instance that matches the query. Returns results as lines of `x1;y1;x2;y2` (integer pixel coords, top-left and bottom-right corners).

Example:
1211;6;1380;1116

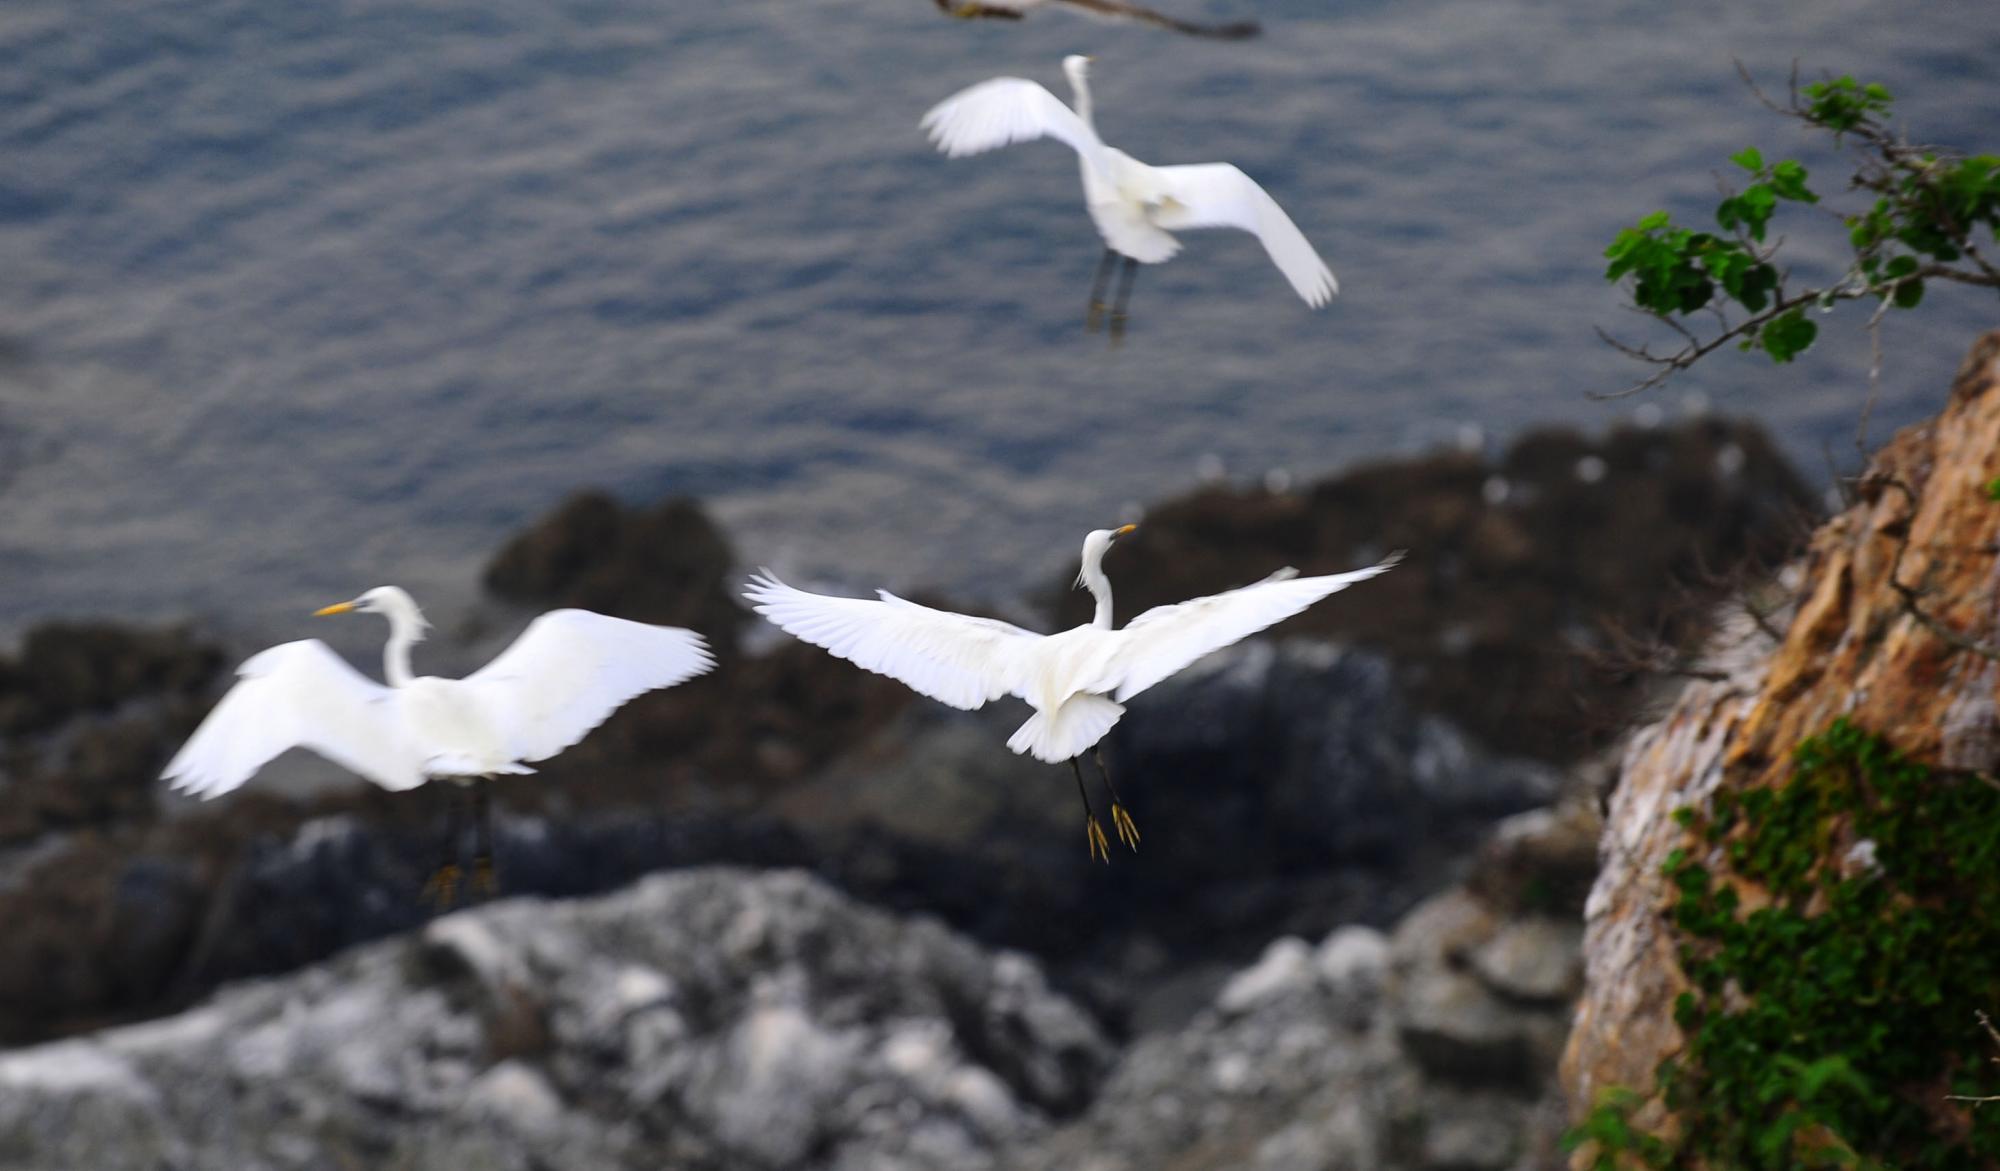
1561;333;2000;1150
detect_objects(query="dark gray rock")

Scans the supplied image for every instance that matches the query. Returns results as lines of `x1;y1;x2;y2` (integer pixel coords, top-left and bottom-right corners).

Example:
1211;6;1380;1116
787;639;1561;1031
1007;878;1579;1171
1111;641;1558;870
1387;889;1572;1092
1011;931;1414;1171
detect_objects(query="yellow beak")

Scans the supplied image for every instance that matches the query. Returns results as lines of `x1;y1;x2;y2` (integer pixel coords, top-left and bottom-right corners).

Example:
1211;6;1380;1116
313;601;357;617
1115;524;1137;537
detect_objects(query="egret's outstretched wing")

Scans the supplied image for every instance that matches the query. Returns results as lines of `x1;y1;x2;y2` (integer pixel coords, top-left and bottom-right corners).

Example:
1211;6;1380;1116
1098;553;1402;701
462;610;714;764
1055;0;1259;38
1150;163;1338;306
920;78;1115;183
745;571;1039;710
163;640;422;797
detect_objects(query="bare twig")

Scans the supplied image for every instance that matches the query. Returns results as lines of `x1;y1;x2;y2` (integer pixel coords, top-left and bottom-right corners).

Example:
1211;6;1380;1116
1946;1011;2000;1105
1857;294;1893;459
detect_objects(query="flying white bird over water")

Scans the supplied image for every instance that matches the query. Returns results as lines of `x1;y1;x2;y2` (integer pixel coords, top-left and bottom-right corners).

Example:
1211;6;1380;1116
746;527;1398;861
933;0;1259;40
921;55;1337;341
162;587;714;901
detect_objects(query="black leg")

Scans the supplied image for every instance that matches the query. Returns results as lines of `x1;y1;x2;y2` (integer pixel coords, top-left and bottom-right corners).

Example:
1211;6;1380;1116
1108;257;1139;346
423;786;465;909
1072;757;1110;863
1090;744;1120;803
1086;249;1118;332
471;782;497;898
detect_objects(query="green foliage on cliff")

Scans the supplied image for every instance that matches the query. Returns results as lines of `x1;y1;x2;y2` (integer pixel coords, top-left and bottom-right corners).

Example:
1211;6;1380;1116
1566;719;2000;1169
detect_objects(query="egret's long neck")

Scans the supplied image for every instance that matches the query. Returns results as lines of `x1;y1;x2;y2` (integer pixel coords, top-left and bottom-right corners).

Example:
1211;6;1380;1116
1081;558;1115;630
1070;73;1095;132
383;612;421;687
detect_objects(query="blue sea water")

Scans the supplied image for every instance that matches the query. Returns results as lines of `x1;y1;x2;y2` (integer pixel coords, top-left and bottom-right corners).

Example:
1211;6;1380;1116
1;0;1996;655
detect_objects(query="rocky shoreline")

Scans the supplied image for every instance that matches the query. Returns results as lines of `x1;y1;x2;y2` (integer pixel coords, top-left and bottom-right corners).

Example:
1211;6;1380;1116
0;411;1820;1168
0;818;1597;1171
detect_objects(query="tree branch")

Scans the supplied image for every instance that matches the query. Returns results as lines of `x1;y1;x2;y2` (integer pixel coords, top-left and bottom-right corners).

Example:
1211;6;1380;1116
1590;287;1841;400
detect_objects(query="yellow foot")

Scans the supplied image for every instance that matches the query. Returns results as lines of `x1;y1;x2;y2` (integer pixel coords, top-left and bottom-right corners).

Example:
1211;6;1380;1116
1086;816;1111;864
1111;804;1141;851
1108;313;1128;347
1086;301;1107;331
949;2;981;16
423;863;463;910
471;857;498;898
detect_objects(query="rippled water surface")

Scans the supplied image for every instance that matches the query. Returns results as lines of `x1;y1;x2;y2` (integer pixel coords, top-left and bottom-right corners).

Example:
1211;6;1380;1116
2;0;1996;650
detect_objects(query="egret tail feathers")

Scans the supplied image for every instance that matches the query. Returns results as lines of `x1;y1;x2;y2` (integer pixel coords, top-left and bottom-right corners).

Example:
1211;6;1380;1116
1007;693;1126;764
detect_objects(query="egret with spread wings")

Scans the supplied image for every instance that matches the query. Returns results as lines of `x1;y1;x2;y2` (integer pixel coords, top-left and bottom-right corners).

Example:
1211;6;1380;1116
746;527;1398;861
162;587;714;902
921;55;1337;342
933;0;1258;40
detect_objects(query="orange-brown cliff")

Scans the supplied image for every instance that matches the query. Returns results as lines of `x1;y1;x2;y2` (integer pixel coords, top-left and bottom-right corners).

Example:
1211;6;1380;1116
1561;331;2000;1133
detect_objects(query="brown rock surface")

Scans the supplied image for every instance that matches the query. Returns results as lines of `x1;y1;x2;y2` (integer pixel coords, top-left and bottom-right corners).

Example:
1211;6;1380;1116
1561;332;2000;1125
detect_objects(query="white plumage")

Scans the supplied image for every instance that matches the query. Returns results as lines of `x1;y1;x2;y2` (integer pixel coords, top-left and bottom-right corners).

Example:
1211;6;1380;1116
162;587;715;798
921;56;1338;308
745;527;1398;765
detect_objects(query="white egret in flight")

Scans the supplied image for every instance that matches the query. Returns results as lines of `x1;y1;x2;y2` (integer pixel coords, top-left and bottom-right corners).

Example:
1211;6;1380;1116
933;0;1259;40
921;55;1337;342
162;587;715;902
745;527;1398;861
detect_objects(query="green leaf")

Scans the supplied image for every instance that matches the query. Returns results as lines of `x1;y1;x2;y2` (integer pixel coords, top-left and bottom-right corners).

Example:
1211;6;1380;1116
1762;308;1818;362
1983;476;2000;502
1891;278;1924;309
1770;160;1817;203
1637;210;1670;231
1727;184;1778;241
1731;146;1765;172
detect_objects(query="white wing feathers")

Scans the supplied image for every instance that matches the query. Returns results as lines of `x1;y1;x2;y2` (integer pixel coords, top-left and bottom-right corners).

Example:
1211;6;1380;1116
1150;163;1338;306
744;571;1038;711
1099;552;1403;702
162;640;423;798
920;78;1115;184
461;610;715;764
